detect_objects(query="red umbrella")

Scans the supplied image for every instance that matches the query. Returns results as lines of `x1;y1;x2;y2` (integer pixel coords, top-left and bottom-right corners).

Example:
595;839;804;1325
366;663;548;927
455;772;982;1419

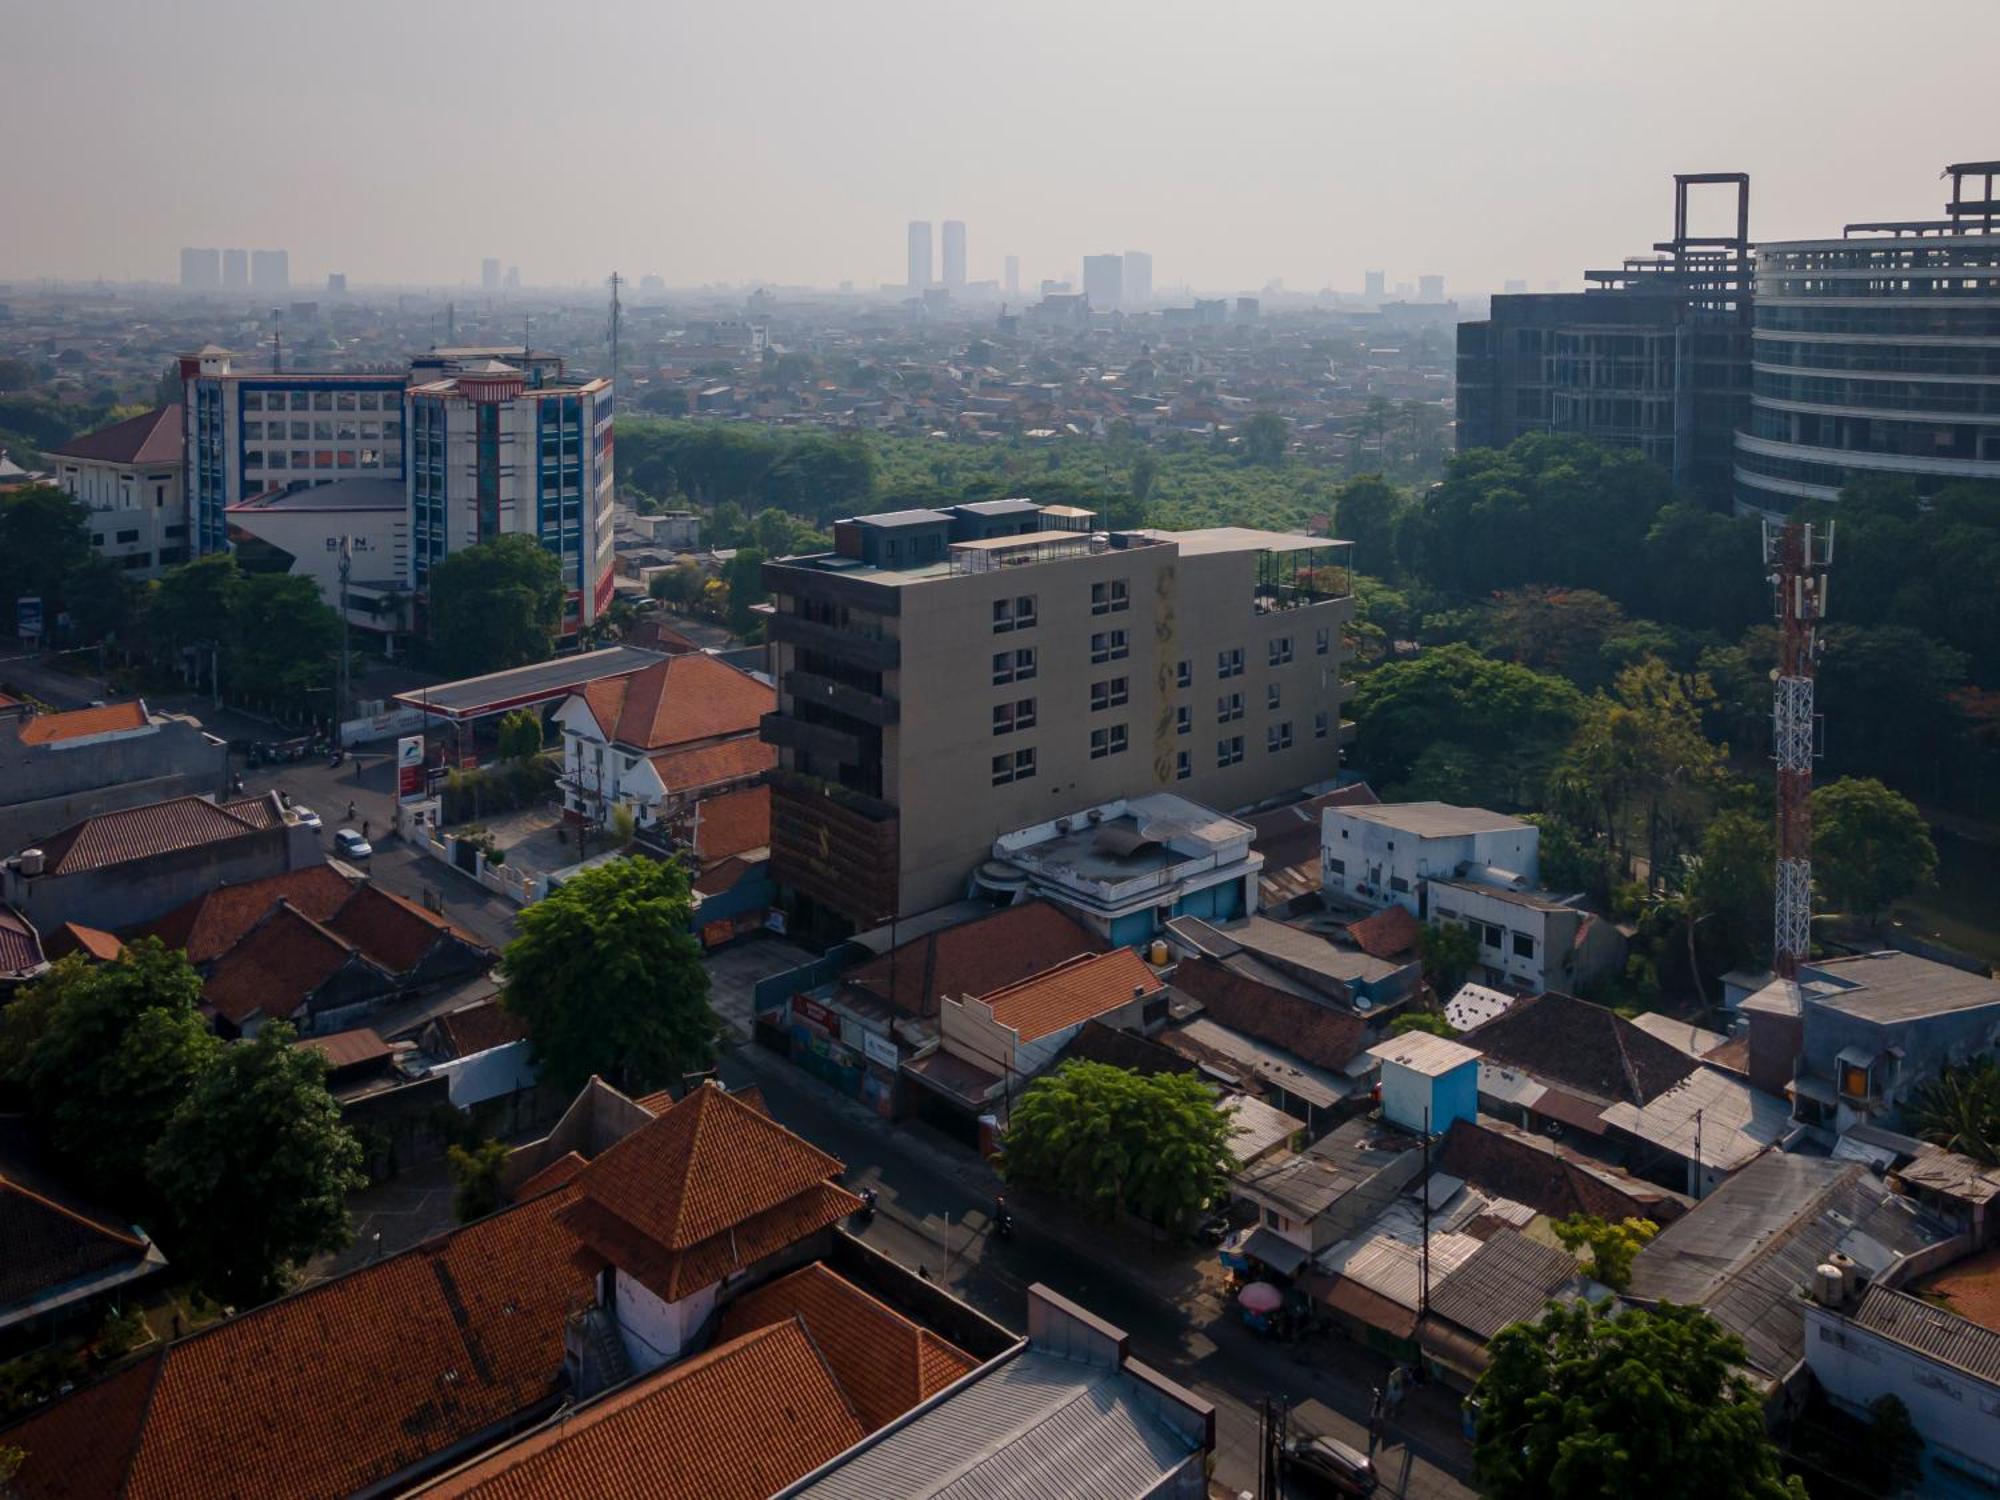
1238;1281;1284;1314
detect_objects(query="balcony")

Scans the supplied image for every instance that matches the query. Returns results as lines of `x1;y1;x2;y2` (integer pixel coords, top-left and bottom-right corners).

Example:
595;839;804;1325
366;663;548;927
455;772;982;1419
783;669;899;726
761;712;863;767
767;611;900;669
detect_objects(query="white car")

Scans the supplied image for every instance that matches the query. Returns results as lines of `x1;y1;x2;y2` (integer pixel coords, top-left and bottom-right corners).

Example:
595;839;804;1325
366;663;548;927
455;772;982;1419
334;828;373;860
293;805;323;831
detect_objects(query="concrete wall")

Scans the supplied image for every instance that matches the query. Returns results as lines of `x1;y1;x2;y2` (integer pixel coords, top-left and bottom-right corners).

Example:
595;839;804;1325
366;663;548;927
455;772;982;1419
2;824;311;931
612;1268;716;1373
0;718;228;852
1803;1000;2000;1130
1804;1303;2000;1489
1324;812;1538;914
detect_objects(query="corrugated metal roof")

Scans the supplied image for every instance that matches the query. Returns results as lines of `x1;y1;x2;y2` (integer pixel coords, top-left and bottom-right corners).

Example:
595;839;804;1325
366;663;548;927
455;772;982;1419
1629;1154;1955;1381
1850;1284;2000;1386
1427;1228;1578;1340
1599;1066;1790;1172
785;1351;1199;1499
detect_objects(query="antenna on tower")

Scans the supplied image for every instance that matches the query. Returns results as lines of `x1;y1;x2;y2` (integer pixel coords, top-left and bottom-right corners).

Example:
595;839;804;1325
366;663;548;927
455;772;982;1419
1763;516;1834;978
608;271;623;393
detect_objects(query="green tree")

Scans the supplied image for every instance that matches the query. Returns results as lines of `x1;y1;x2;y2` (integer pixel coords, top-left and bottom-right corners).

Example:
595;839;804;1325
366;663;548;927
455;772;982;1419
1419;921;1480;996
428;534;566;677
64;556;139;645
1485;586;1628;689
147;1022;365;1305
1685;809;1775;975
648;558;705;606
1238;410;1289;467
446;1139;511;1222
1551;1213;1659;1291
1816;624;1969;799
1856;1394;1925;1496
497;707;544;762
1349;643;1584;802
1001;1061;1235;1227
5;942;219;1205
1475;1300;1807;1500
1389;1011;1456;1039
227;571;342;709
148;552;241;661
1907;1057;2000;1166
1331;474;1405;576
0;485;93;625
1811;777;1937;926
501;855;718;1094
1129;450;1159;507
723;545;768;635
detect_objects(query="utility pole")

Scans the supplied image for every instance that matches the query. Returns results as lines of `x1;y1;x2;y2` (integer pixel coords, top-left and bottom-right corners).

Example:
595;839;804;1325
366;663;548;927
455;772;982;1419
608;271;623;392
1764;518;1833;978
445;300;455;345
1692;1106;1704;1200
271;328;283;374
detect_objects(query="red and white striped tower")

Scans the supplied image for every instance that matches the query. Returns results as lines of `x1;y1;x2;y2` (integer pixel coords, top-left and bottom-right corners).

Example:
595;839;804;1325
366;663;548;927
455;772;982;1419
1765;518;1833;978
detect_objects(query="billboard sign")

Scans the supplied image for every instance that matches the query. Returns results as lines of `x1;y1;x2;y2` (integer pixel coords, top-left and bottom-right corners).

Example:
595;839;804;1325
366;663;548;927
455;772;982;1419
16;596;42;640
396;735;426;802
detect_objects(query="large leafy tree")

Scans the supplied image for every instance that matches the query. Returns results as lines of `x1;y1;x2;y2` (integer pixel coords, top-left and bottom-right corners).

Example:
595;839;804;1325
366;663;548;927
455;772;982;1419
0;485;93;625
1685;808;1775;975
1811;777;1936;926
428;534;566;677
1238;410;1289;467
1485;586;1629;689
1550;1213;1658;1291
4;942;219;1206
1815;624;1968;800
1475;1300;1807;1500
227;571;342;706
1349;643;1583;804
722;545;768;635
1333;474;1405;573
147;1022;365;1305
501;855;718;1094
1001;1061;1236;1227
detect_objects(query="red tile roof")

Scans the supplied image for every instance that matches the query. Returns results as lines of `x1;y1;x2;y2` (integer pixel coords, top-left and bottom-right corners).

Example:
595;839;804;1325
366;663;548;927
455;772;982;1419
435;999;531;1059
0;1184;593;1500
1172;955;1366;1071
419;1319;865;1500
651;735;775;796
47;404;183;466
0;1170;150;1312
16;700;150;745
846;899;1106;1019
295;1027;391;1071
694;785;770;865
43;921;123;963
1346;903;1420;960
975;948;1162;1044
511;1151;587;1203
576;653;773;751
560;1083;860;1302
327;882;486;971
33;795;274;877
200;901;385;1026
715;1262;976;1432
0;903;45;978
1437;1117;1685;1225
140;864;358;965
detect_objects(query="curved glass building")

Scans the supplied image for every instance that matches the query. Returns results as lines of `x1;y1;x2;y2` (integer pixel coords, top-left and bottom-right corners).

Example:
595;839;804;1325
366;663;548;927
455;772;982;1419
1735;161;2000;516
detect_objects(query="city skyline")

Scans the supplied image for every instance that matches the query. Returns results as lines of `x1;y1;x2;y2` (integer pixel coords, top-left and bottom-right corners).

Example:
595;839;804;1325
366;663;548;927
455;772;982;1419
2;1;1996;294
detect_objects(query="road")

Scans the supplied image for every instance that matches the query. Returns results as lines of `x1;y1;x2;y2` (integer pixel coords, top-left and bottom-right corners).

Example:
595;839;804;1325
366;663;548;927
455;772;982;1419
719;1033;1477;1500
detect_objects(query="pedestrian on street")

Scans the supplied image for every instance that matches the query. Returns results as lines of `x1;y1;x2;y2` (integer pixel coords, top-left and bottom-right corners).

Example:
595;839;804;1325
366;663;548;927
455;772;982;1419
347;800;357;822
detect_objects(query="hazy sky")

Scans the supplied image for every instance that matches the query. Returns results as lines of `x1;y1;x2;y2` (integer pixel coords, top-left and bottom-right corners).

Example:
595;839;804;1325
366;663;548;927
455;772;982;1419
4;0;1996;295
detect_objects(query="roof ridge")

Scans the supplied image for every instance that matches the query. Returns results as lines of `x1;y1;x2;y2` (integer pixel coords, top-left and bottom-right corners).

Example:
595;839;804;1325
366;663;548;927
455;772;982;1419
0;1169;149;1251
781;1311;869;1435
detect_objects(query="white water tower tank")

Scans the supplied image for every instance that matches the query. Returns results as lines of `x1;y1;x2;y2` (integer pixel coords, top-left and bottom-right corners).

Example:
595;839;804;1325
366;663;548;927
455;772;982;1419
17;849;44;877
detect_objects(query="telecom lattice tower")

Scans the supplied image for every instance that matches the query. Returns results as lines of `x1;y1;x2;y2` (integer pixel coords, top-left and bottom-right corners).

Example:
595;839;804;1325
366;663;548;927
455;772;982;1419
1764;518;1833;978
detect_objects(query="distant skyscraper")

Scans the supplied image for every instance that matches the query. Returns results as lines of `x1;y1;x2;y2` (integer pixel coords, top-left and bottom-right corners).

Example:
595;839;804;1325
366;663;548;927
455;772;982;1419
504;265;520;291
1418;274;1445;302
1364;270;1386;301
941;220;966;289
179;248;221;292
222;249;249;292
482;258;501;292
1082;254;1123;311
327;273;347;295
1122;251;1152;308
1004;255;1020;301
907;221;933;290
250;249;289;293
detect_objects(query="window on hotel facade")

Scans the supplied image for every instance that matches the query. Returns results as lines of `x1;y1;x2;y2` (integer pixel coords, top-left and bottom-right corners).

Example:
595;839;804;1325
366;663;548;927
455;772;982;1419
1176;750;1191;780
993;698;1036;735
1218;647;1244;678
312;391;332;412
290;392;311;412
1090;724;1128;759
1217;692;1243;723
992;748;1038;785
336;391;356;411
243;392;264;411
1217;735;1245;768
1091;578;1129;614
1176;705;1192;735
1512;932;1536;959
1176;659;1192;688
1090;629;1128;664
359;392;379;411
1267;682;1281;711
1269;636;1293;666
1315;710;1330;739
1090;677;1128;710
1267;722;1293;752
992;594;1038;633
1316;626;1331;656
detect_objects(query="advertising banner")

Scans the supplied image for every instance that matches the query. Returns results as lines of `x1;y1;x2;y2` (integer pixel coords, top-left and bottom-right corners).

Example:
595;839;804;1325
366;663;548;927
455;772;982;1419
396;735;426;802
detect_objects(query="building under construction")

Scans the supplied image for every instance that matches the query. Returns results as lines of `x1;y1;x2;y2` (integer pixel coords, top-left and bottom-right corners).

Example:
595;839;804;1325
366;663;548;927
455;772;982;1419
1456;174;1754;504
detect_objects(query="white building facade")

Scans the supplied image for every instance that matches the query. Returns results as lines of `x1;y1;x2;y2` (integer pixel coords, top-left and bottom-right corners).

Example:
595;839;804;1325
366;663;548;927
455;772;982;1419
1322;802;1538;916
47;405;190;579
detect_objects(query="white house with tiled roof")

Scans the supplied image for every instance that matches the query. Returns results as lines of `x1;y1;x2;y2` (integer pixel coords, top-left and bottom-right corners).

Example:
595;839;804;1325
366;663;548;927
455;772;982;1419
47;404;188;578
